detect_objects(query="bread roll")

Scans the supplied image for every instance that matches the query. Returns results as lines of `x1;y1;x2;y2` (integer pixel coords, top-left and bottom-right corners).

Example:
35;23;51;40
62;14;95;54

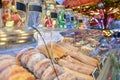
0;55;15;60
16;47;35;61
66;51;98;67
54;72;77;80
27;53;46;71
59;43;78;52
8;72;35;80
0;65;27;80
33;59;51;78
63;67;94;80
0;59;19;73
18;48;39;67
41;64;63;80
58;58;94;75
65;56;95;73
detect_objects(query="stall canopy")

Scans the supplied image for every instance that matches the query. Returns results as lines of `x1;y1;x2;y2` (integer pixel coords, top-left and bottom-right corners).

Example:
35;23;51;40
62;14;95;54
63;0;99;8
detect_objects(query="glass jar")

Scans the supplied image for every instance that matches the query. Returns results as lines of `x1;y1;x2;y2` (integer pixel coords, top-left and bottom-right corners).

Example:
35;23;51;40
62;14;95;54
27;0;42;28
78;13;84;29
0;0;2;28
15;1;27;28
44;0;56;28
65;9;73;29
2;0;13;29
56;5;66;28
72;11;78;28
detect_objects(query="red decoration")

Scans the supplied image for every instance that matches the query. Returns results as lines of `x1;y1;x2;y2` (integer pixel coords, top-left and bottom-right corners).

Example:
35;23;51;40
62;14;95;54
63;0;99;8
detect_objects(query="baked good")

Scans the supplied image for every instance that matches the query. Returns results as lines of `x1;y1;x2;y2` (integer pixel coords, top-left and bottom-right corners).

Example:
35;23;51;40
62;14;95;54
66;51;98;67
63;67;94;80
0;55;15;60
0;59;19;73
17;47;39;67
27;53;46;71
41;64;63;80
59;43;78;52
58;58;94;75
54;72;77;80
81;44;95;54
33;59;51;78
8;72;35;80
16;47;35;61
0;65;27;80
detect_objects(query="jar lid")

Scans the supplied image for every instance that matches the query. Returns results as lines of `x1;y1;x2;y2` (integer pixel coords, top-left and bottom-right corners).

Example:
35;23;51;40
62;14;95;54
46;1;56;4
65;8;72;11
56;5;64;8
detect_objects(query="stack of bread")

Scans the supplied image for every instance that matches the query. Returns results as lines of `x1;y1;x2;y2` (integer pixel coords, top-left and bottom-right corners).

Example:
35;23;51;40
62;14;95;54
17;47;69;80
0;55;35;80
37;43;99;80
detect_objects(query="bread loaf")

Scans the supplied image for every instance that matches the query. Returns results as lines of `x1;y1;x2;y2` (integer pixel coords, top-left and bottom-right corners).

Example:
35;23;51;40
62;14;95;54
41;64;63;80
33;59;51;78
0;55;15;60
8;72;35;80
63;67;94;80
54;72;77;80
58;58;94;75
0;59;19;73
0;65;27;80
27;53;46;71
66;51;98;66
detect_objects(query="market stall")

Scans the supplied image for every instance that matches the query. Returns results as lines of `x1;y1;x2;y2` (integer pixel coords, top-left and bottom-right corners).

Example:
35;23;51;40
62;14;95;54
0;0;120;80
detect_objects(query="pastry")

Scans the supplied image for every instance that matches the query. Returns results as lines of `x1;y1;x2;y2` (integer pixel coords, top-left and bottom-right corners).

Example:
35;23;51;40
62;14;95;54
54;72;76;80
0;59;19;73
0;65;27;80
27;53;46;71
41;64;63;80
33;59;51;78
8;72;35;80
58;58;94;75
63;67;94;80
66;51;98;67
0;55;15;61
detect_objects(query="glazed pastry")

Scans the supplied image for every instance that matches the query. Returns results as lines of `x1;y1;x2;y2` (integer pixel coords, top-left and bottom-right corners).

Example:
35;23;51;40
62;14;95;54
63;67;94;80
33;59;51;78
54;72;76;80
19;48;40;67
8;71;35;80
64;56;95;72
16;47;35;61
0;59;19;73
27;53;46;71
41;64;63;80
58;58;94;75
66;51;98;67
0;55;15;60
0;65;27;80
59;43;78;52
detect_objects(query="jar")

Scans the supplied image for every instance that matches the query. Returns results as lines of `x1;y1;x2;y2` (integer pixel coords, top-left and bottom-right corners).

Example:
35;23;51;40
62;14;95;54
27;0;42;28
72;11;78;28
65;9;73;29
44;1;56;28
15;1;27;28
2;0;14;29
56;5;66;28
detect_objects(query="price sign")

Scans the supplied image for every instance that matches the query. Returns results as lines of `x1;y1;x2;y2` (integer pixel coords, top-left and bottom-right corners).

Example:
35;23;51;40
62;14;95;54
92;68;99;80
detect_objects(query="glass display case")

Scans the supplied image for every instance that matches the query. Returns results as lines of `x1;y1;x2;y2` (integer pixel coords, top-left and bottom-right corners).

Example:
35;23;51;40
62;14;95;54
0;28;114;80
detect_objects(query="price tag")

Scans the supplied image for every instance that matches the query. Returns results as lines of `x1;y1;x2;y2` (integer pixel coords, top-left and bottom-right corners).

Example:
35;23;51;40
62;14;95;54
29;5;42;12
92;68;99;80
16;2;26;12
98;62;103;70
51;12;58;18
